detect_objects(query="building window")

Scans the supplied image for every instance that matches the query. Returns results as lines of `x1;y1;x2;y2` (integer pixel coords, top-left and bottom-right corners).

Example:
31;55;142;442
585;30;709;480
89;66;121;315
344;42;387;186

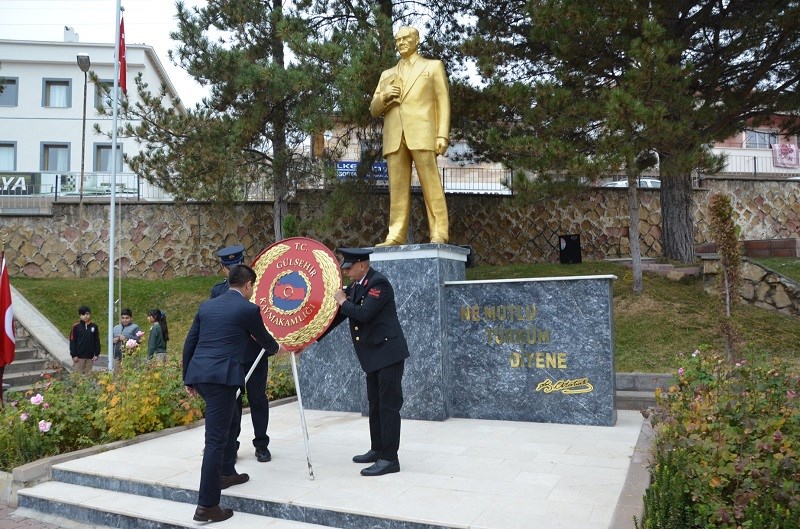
94;144;123;172
746;130;778;149
0;78;19;107
42;79;72;108
94;80;122;109
0;143;16;171
41;143;70;171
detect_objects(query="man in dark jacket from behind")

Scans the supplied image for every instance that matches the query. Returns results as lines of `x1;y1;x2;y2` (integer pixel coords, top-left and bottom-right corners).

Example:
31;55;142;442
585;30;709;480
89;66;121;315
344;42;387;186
183;264;287;523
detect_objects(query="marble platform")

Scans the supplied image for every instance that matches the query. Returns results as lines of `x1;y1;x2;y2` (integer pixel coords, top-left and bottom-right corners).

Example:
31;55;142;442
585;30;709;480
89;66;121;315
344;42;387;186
299;244;470;421
15;402;645;529
297;243;617;426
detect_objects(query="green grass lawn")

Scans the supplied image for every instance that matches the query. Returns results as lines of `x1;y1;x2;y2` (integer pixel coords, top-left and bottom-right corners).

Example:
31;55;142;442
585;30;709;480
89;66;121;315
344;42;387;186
752;257;800;283
12;259;800;374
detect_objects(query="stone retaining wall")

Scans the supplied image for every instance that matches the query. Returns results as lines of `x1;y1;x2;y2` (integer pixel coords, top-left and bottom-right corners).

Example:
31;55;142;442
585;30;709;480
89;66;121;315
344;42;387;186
702;258;800;317
1;178;798;278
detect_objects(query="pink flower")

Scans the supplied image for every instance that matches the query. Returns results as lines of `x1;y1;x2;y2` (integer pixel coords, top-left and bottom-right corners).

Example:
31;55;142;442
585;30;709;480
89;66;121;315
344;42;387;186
136;330;145;337
43;402;50;409
788;390;797;399
20;413;29;422
38;420;52;433
678;368;685;376
30;394;44;405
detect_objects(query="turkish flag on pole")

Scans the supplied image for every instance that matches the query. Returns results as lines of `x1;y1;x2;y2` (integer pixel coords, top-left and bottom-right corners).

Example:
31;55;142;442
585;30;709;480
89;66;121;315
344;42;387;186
0;252;15;367
118;17;127;94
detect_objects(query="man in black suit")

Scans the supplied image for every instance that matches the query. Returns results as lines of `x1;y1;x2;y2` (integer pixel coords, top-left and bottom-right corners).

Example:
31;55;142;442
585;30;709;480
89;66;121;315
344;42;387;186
183;264;287;522
210;244;274;464
317;248;410;476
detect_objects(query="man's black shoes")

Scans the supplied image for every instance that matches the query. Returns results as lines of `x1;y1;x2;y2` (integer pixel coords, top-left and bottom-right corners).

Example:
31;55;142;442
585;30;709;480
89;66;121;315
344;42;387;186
193;505;234;522
256;446;272;462
352;450;380;464
360;458;400;476
220;473;249;489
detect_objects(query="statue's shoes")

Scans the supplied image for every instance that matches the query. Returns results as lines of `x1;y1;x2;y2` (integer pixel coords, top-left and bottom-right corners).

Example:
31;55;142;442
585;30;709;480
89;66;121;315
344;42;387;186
375;239;404;247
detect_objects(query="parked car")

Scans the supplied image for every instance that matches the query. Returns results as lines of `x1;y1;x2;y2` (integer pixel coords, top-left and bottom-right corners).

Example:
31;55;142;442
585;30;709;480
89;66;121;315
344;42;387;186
601;178;661;188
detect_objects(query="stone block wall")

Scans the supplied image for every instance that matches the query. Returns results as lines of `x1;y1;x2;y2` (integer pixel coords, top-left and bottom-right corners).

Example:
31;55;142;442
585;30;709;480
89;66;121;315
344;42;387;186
703;258;800;317
1;178;798;278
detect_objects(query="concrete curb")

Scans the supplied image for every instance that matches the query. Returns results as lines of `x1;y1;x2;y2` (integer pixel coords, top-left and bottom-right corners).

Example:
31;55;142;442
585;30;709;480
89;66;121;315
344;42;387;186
1;396;297;507
609;416;654;529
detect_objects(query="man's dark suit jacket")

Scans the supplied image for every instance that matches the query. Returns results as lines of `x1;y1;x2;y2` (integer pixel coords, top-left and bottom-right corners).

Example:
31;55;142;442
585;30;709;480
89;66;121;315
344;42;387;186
183;289;280;388
323;267;410;374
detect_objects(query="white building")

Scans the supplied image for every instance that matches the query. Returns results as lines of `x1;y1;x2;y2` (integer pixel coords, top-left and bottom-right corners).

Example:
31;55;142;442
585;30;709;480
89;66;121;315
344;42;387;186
0;30;183;206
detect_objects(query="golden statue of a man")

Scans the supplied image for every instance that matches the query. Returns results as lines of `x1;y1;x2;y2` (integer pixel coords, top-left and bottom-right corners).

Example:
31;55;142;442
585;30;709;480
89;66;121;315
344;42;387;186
370;26;450;246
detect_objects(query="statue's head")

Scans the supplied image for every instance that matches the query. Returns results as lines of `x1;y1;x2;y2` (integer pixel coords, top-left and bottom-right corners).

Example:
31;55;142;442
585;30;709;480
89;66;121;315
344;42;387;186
394;26;419;59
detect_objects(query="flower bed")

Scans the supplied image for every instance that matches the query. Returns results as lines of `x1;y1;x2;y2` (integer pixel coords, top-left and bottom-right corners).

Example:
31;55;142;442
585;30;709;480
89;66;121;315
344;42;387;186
637;351;800;528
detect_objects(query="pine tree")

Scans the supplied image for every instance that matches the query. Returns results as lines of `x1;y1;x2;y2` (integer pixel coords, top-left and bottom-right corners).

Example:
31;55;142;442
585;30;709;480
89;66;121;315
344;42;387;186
436;0;800;263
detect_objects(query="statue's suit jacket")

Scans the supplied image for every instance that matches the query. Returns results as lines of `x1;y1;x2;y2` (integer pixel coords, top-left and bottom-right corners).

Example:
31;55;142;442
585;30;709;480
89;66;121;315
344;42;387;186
370;55;450;155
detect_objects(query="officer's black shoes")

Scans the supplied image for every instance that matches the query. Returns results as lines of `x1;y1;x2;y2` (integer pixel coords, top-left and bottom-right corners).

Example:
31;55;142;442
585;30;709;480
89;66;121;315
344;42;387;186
220;473;249;489
360;458;400;476
193;505;234;522
352;450;380;464
255;446;272;462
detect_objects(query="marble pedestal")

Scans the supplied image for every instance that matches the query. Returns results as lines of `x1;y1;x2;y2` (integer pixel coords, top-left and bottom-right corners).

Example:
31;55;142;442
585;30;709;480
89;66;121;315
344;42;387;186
297;244;469;421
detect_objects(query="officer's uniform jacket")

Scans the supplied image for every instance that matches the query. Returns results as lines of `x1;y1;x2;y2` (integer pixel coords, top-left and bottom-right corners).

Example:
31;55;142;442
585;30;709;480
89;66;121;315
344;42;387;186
323;267;410;373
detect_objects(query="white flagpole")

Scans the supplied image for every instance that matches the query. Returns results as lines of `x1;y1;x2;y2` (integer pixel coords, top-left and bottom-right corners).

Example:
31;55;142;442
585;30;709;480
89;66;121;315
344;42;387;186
107;1;123;372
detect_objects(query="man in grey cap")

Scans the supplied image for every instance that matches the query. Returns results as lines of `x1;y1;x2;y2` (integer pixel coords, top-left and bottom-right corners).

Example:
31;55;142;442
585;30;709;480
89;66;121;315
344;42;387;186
210;244;274;464
315;247;410;476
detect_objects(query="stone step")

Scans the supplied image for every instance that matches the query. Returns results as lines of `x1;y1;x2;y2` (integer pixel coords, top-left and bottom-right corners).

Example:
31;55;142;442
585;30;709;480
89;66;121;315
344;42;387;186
616;390;657;411
3;357;49;375
615;372;672;392
45;467;460;529
17;481;336;529
1;368;55;389
6;346;38;360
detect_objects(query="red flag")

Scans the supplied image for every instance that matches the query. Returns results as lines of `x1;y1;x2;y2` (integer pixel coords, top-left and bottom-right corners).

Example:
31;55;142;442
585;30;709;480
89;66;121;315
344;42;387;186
0;253;15;367
118;17;127;94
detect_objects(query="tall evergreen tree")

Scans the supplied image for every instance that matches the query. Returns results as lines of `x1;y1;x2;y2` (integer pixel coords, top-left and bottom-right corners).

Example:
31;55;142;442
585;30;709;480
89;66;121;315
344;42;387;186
101;0;443;240
438;0;800;262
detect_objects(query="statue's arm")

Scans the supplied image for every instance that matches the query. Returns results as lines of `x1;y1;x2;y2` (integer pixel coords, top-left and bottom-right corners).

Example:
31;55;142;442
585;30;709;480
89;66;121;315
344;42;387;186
370;70;400;118
433;60;451;154
370;72;389;117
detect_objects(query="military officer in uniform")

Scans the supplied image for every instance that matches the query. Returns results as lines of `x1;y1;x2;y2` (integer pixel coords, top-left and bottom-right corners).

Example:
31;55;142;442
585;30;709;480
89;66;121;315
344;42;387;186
210;244;274;464
210;245;245;298
316;248;410;476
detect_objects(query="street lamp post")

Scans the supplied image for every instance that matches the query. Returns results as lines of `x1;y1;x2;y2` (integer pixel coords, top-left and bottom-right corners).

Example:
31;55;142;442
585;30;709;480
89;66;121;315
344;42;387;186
76;54;90;201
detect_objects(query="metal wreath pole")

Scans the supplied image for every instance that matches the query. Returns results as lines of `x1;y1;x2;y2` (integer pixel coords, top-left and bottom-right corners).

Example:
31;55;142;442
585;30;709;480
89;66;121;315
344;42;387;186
237;348;266;399
290;351;315;480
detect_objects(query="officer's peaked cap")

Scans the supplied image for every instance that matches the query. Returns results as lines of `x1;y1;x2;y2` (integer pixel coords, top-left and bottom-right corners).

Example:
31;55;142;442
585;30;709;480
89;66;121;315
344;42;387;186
338;247;373;269
217;244;245;267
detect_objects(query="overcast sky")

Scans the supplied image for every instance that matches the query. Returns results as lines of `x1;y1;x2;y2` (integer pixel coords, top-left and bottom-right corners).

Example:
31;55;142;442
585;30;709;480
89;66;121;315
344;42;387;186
0;0;209;105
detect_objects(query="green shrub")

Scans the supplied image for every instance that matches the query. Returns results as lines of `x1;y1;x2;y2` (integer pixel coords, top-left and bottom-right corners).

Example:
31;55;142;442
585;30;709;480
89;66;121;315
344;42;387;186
638;351;800;528
1;351;297;472
96;356;205;439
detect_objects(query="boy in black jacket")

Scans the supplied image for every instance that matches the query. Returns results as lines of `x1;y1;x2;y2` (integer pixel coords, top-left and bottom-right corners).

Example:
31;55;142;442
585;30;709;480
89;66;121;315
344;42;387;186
69;305;100;375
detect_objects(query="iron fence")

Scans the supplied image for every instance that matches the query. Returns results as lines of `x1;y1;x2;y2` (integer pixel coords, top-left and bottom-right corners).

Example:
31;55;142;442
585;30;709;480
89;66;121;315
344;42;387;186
714;153;800;177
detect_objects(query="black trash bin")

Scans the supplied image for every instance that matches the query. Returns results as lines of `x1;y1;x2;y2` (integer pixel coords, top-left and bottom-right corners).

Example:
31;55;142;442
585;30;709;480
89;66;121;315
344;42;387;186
559;234;582;264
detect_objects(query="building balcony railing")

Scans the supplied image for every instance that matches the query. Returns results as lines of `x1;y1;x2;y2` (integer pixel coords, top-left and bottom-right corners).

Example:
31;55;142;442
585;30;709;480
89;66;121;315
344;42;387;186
709;152;800;177
0;171;173;214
